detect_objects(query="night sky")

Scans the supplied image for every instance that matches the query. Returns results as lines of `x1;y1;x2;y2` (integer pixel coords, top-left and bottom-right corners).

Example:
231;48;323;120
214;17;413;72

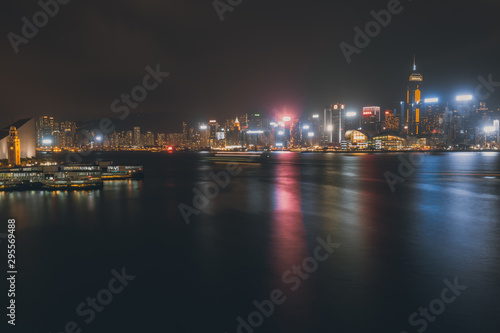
1;0;499;132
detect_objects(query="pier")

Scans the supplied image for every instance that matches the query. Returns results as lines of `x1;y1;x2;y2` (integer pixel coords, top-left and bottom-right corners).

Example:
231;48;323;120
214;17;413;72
0;162;143;191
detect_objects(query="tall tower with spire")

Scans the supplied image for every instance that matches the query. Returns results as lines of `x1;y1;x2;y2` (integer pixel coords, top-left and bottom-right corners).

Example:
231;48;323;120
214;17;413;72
406;55;423;135
7;126;21;166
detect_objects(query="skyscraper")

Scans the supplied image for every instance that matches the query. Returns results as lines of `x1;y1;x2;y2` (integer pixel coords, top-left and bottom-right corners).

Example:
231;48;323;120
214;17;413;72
182;122;188;142
199;124;210;148
60;121;77;148
126;130;134;147
156;133;166;147
323;107;333;145
406;56;423;135
208;120;218;147
384;110;400;131
133;127;141;147
145;131;155;147
361;106;381;132
225;118;241;147
36;116;54;147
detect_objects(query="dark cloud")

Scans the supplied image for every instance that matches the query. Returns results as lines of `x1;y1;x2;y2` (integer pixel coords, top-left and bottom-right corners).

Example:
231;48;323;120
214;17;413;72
1;0;499;131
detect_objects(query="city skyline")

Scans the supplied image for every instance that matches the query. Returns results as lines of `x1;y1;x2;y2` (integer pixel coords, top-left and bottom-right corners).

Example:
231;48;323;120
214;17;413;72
9;58;496;154
4;56;500;135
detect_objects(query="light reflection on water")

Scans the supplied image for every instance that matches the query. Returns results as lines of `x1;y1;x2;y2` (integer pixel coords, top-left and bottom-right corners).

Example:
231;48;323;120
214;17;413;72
0;152;499;333
270;153;310;331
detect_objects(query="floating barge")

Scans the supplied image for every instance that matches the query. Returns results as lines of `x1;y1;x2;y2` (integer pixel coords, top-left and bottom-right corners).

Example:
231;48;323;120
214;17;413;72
0;162;143;191
101;164;144;180
203;150;271;163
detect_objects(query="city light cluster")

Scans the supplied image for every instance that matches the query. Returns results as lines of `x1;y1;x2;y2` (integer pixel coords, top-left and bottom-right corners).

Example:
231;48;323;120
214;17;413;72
20;61;500;153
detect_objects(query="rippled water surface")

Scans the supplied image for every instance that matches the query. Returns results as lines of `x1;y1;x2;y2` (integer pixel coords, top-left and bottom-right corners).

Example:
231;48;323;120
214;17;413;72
1;151;499;332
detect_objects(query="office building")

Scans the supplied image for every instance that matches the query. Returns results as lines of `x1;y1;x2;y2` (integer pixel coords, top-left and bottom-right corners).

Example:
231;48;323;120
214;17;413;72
36;116;54;147
406;56;423;135
145;131;155;147
157;133;166;147
361;106;381;132
133;127;141;147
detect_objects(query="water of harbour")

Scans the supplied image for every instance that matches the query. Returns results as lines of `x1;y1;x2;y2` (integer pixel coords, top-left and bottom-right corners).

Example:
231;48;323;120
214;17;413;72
1;152;499;333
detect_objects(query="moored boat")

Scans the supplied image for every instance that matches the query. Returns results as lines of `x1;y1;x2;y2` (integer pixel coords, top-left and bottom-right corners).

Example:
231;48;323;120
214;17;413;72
0;179;28;191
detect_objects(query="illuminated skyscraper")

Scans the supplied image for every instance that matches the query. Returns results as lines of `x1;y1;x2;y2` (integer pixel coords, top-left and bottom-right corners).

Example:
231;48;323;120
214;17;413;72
208;120;218;147
111;132;120;148
182;122;188;142
406;56;423;135
60;121;76;148
333;103;345;143
126;130;134;146
156;133;166;147
238;114;248;129
225;118;241;147
199;123;210;148
384;110;400;131
133;127;141;146
323;107;333;145
421;99;446;146
36;116;54;147
361;106;381;132
145;131;155;147
310;113;321;146
289;117;300;147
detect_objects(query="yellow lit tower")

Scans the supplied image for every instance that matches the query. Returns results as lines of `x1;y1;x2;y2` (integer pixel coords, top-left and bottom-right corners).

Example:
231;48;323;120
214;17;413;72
8;126;21;166
406;55;423;135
